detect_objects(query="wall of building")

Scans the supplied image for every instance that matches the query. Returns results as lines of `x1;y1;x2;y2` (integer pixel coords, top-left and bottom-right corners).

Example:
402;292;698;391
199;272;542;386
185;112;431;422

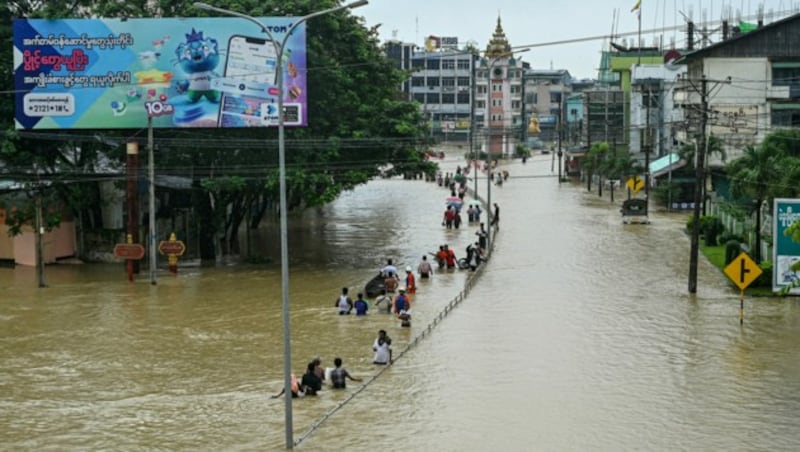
12;221;77;266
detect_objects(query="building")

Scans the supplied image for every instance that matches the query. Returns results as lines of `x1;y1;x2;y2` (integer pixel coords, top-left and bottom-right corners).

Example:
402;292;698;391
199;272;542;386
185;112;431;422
630;63;686;158
477;17;525;156
675;12;800;164
384;38;476;141
522;69;573;146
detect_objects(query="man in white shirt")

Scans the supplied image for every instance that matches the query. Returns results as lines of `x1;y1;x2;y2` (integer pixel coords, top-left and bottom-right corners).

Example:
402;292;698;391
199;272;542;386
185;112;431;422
381;259;398;278
372;329;392;365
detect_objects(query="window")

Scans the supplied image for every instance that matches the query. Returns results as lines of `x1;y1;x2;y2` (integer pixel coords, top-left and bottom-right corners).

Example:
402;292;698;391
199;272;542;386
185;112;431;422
427;93;440;103
426;59;440;70
442;59;455;70
642;91;660;107
550;92;562;103
427;78;440;87
510;85;521;94
772;105;800;127
411;77;424;87
457;93;470;104
493;84;502;92
457;77;470;86
477;85;487;94
442;93;455;104
772;64;800;98
512;100;521;109
412;58;425;69
476;100;485;108
493;99;503;107
413;93;426;103
457;59;471;70
442;77;456;87
525;93;537;104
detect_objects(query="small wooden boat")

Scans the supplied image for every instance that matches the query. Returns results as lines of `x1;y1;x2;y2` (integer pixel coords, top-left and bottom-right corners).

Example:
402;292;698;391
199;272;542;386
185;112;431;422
364;272;386;298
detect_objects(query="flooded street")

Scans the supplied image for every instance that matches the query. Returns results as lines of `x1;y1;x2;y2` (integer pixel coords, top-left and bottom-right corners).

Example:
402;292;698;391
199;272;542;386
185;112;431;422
2;150;800;450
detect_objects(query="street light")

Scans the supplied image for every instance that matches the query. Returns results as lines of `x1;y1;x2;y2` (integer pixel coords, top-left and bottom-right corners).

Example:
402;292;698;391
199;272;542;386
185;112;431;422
484;48;529;249
194;1;368;448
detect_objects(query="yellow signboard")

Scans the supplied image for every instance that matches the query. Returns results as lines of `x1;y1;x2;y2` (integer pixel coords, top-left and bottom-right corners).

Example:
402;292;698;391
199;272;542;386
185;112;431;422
724;252;762;290
626;176;645;193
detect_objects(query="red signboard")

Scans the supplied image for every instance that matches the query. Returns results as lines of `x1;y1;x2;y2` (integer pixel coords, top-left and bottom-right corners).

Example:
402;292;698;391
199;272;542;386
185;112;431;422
158;240;186;256
113;243;145;260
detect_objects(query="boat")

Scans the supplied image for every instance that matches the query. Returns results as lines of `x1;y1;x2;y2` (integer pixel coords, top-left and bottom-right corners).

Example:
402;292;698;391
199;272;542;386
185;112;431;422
364;272;386;298
621;198;650;224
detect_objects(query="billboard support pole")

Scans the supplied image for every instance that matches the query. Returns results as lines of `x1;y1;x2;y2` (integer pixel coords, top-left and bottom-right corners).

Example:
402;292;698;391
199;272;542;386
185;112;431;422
126;142;139;283
148;116;157;285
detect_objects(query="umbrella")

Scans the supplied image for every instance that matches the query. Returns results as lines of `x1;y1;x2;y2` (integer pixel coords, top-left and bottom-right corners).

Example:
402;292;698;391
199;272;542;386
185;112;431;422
446;196;463;210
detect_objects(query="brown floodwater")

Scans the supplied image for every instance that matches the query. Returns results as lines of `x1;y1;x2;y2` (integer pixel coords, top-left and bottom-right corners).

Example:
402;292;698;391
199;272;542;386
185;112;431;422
2;149;800;451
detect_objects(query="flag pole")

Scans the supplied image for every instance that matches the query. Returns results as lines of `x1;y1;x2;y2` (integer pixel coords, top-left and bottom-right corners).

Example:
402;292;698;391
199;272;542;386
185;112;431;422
636;1;642;66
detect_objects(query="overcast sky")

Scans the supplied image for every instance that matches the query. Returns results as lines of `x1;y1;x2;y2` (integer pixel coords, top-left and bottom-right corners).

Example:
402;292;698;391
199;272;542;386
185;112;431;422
356;0;795;80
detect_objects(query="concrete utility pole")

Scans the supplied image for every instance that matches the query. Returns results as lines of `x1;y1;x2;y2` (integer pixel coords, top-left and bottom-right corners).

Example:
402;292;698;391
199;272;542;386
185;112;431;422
688;75;708;294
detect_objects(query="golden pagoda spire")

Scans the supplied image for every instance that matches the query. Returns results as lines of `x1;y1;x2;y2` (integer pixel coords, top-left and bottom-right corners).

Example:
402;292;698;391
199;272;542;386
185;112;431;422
485;15;512;58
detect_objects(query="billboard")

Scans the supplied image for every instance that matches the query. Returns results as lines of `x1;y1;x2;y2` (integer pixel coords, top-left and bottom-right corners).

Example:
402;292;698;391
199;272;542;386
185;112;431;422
13;17;307;129
773;198;800;294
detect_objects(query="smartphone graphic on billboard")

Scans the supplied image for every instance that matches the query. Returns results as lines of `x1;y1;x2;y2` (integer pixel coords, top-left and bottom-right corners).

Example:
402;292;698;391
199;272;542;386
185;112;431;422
217;35;278;127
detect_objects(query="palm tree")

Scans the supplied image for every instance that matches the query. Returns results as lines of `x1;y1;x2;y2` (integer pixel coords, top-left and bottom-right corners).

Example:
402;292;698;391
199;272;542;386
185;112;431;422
725;143;786;262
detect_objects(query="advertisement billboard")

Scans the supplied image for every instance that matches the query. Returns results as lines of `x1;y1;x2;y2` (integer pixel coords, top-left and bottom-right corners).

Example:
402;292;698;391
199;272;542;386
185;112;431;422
773;198;800;294
13;17;307;129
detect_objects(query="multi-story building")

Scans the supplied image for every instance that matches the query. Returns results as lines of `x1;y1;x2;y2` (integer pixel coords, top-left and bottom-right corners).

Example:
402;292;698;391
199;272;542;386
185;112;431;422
476;17;525;156
384;39;476;141
521;69;572;146
676;12;800;164
630;64;686;158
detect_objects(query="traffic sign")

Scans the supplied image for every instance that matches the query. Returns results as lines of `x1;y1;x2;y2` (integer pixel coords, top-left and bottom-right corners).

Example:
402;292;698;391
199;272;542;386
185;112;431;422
626;176;645;193
158;240;186;256
724;252;762;290
113;243;145;260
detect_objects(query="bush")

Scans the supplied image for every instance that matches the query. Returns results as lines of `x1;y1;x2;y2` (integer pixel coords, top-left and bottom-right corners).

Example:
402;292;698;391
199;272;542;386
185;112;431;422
724;240;742;265
754;260;773;287
700;215;724;246
719;231;746;244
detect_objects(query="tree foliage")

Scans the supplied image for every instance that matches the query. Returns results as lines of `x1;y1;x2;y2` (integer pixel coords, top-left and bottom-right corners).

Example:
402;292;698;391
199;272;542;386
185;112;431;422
1;0;430;260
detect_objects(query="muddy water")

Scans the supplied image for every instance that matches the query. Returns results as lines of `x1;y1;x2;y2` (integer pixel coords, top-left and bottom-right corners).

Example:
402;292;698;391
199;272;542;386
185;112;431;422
2;152;800;450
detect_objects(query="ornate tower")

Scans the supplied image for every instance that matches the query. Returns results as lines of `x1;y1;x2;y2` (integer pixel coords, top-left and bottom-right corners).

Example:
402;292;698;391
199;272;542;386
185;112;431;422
480;16;524;157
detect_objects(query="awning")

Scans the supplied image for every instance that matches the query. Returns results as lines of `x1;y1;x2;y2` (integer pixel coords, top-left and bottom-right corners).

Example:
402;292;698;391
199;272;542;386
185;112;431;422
649;153;686;178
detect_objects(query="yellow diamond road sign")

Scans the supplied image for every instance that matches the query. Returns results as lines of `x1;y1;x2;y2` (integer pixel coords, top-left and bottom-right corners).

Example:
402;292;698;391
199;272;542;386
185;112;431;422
724;252;763;290
626;176;645;193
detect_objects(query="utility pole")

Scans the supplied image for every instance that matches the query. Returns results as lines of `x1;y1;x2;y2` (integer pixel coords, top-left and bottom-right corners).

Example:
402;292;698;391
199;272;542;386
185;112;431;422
644;82;652;215
688;75;708;294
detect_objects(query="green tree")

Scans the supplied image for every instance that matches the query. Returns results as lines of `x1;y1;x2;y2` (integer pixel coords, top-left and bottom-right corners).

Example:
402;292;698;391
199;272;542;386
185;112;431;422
2;0;430;260
725;143;786;262
584;142;608;193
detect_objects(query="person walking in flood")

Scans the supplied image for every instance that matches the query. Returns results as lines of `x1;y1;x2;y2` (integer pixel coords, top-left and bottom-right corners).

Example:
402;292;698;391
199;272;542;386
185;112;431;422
404;266;416;294
417;255;432;279
335;287;353;315
491;203;500;228
373;329;393;365
354;292;369;316
329;357;362;389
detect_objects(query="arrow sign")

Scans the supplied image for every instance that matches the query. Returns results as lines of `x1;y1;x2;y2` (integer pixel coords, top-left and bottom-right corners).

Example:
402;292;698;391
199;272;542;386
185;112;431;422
724;252;762;290
626;176;645;193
